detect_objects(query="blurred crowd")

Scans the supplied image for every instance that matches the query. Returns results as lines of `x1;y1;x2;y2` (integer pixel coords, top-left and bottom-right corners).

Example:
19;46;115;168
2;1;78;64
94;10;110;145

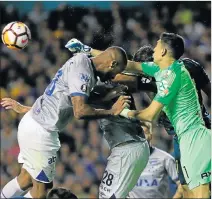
0;1;211;198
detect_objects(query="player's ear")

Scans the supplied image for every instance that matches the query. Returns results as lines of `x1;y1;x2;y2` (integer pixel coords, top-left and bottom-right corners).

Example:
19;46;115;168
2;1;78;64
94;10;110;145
161;48;167;57
110;60;118;69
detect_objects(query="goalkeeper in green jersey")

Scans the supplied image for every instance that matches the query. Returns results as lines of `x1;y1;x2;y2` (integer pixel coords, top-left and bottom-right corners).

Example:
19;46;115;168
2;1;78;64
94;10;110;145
65;33;211;198
124;33;211;198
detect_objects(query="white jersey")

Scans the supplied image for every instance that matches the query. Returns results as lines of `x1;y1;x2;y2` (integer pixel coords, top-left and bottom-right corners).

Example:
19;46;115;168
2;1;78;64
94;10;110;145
128;147;178;198
30;53;97;132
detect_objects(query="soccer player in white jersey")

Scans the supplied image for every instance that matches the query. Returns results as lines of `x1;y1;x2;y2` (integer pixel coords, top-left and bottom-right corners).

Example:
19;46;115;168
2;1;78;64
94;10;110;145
0;47;130;199
1;82;150;199
66;38;211;198
127;123;179;198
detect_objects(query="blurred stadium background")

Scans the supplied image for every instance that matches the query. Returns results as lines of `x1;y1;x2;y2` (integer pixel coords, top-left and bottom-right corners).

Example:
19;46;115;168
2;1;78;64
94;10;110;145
0;1;211;198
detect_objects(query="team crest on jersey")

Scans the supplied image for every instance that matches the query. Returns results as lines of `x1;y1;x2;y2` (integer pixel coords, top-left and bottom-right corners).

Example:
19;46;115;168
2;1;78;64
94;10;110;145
79;73;91;83
81;84;87;92
162;70;172;78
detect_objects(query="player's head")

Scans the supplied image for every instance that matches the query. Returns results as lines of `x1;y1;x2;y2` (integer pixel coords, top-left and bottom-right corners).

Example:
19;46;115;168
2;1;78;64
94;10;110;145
141;122;152;143
46;188;78;199
92;46;128;82
133;45;154;62
153;32;184;64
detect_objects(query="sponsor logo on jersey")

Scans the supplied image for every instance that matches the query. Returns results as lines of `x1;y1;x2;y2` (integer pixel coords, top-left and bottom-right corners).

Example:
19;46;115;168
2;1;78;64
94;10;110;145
136;178;158;187
141;77;151;83
48;156;56;164
201;171;211;179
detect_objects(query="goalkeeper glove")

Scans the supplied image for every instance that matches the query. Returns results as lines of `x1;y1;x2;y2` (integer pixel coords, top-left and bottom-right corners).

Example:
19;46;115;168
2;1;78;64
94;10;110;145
65;38;92;55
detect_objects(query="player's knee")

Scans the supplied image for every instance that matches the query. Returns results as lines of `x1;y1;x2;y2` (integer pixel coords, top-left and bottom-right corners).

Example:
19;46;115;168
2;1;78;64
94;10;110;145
17;168;32;190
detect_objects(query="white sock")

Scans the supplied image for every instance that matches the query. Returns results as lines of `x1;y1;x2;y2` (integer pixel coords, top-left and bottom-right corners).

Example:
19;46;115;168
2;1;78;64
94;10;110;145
24;191;33;198
1;177;25;198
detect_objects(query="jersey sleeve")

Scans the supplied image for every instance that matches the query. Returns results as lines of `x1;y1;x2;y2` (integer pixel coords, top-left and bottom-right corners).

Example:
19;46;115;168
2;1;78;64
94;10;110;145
141;62;160;77
154;70;180;105
66;55;93;98
193;63;211;89
165;155;178;182
183;58;211;89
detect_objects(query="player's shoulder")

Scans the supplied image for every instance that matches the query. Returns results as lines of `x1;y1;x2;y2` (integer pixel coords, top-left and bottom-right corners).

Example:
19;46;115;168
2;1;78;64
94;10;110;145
154;147;174;160
181;57;201;69
73;52;90;61
64;53;91;71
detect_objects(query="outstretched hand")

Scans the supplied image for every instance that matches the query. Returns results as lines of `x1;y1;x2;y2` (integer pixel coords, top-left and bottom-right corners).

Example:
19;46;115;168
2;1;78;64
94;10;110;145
111;95;131;116
1;98;31;114
1;98;22;113
65;38;91;54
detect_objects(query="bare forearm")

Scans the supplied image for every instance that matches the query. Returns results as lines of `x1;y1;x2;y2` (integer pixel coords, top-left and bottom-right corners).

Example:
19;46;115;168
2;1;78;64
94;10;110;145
75;104;112;120
125;61;143;74
128;109;155;122
127;101;163;122
91;49;103;57
17;104;31;113
1;98;31;114
112;74;138;92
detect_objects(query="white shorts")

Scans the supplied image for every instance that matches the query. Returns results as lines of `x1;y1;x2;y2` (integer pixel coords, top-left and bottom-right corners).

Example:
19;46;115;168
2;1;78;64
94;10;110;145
17;112;60;183
99;141;149;198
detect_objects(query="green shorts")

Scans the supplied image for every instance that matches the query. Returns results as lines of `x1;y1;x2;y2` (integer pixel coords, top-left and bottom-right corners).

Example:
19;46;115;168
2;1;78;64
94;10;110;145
178;125;211;190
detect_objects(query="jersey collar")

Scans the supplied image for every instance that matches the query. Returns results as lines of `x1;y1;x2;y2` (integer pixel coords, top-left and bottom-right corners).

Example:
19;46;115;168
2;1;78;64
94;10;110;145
168;60;183;70
150;146;155;155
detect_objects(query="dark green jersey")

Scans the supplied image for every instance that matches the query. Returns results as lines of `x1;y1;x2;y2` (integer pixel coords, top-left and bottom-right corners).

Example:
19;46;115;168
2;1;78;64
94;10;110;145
141;60;205;137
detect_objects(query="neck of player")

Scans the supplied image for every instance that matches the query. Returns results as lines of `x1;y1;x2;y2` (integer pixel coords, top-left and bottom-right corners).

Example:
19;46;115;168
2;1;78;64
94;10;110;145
158;57;175;70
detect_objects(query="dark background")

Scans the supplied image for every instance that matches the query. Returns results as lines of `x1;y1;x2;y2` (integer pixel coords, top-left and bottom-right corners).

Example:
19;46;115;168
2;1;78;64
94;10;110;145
0;1;211;198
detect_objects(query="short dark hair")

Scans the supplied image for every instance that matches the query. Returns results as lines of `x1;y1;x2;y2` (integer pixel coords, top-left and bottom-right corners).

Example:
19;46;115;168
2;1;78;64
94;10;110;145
108;46;128;67
160;32;185;60
133;45;154;62
47;188;78;199
118;47;128;66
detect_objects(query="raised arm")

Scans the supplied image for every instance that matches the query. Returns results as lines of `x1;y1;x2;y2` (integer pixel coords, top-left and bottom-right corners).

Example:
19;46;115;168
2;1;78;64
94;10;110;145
1;98;31;114
125;60;143;74
66;39;143;72
71;95;130;120
92;52;143;73
90;49;103;57
122;100;163;122
65;38;103;57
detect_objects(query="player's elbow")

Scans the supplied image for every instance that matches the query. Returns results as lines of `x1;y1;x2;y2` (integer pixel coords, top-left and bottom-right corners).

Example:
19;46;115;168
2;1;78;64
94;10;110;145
74;111;84;120
73;108;84;120
73;102;95;120
145;114;155;122
74;107;91;120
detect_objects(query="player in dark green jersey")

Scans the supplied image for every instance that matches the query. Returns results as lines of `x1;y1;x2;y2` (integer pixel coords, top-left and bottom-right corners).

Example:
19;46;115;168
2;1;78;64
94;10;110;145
65;34;211;198
124;33;211;198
